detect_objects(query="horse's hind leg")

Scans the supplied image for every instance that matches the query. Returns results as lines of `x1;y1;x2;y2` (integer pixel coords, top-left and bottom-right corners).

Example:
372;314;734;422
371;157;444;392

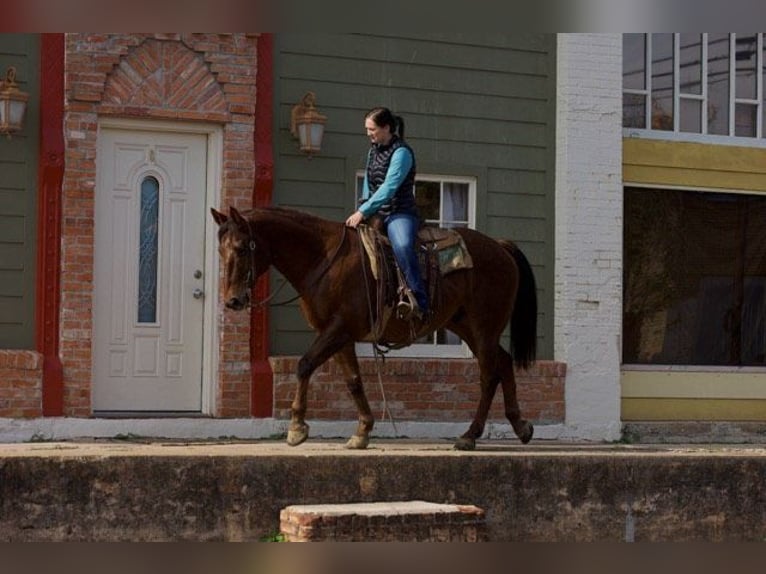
334;343;374;449
498;347;533;444
454;345;532;450
452;334;501;451
455;371;501;451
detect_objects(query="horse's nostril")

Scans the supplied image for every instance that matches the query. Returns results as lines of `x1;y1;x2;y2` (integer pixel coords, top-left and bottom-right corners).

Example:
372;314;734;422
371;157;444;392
225;297;242;309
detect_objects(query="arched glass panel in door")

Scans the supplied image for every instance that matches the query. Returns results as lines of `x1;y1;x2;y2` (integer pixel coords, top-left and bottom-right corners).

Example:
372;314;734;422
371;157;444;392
138;176;160;323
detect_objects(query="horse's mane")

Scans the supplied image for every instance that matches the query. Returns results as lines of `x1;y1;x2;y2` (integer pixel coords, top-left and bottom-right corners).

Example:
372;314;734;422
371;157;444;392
249;206;341;235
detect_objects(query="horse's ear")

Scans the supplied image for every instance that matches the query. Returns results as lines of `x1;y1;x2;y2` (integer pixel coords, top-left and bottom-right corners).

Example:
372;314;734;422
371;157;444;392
229;206;248;229
210;208;228;226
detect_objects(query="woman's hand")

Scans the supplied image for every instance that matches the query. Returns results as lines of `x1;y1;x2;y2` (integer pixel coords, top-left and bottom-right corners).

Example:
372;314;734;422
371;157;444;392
345;210;365;228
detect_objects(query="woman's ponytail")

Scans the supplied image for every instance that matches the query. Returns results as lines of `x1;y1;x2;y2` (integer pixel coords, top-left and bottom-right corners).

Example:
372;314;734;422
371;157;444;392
394;115;405;139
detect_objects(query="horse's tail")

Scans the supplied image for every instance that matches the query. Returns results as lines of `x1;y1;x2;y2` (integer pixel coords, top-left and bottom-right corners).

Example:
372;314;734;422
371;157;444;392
499;240;537;370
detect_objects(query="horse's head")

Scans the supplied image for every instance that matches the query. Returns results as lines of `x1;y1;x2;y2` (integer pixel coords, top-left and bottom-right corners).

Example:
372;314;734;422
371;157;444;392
211;206;263;310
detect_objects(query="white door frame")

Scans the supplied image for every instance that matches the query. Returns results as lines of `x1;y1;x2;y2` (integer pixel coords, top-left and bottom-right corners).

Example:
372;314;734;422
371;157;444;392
96;117;223;415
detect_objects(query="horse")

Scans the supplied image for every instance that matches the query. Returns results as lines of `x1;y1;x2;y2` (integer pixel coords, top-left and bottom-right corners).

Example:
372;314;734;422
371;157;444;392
211;205;538;450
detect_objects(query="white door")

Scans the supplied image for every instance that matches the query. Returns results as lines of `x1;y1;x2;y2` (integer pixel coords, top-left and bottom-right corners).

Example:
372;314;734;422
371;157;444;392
94;128;207;412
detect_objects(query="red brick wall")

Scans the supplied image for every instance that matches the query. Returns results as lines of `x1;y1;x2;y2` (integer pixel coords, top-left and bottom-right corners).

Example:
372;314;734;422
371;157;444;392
0;351;43;417
272;356;566;424
61;33;258;416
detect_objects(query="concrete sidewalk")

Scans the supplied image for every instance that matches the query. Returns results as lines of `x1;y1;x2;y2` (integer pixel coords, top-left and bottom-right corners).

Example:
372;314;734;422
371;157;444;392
2;437;766;457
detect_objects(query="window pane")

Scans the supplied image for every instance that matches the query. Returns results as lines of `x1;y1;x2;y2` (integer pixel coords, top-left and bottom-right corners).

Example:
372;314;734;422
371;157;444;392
707;33;730;135
138;176;159;323
356;175;364;197
437;330;461;345
442;182;468;222
763;38;766;138
623;33;646;90
624;187;766;366
735;33;758;100
623;93;646;128
735;103;757;137
680;98;702;133
743;196;766;364
679;33;702;95
415;180;440;221
651;33;674;130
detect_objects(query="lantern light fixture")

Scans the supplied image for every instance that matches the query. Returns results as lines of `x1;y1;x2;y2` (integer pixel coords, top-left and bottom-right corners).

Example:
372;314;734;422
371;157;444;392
290;91;327;157
0;67;29;138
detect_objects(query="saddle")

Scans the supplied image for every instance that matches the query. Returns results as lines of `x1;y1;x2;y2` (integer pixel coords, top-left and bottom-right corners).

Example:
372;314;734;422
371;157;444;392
357;220;473;346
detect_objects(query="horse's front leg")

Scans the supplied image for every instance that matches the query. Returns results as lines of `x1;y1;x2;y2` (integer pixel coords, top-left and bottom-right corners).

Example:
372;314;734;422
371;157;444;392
287;317;350;447
333;342;373;449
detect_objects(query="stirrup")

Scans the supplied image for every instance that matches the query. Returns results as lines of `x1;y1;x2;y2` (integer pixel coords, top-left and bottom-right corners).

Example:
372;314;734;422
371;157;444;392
396;300;426;322
396;300;414;321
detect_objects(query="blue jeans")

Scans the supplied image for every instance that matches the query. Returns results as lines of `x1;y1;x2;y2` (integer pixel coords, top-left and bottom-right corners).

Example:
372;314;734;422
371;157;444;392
384;212;429;313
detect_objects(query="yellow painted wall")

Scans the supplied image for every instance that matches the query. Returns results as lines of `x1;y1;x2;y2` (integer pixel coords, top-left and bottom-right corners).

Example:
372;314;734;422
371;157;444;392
624;138;766;192
622;137;766;421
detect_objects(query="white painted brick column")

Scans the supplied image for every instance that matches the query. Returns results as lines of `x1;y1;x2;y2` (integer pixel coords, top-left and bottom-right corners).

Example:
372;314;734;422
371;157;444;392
555;34;623;441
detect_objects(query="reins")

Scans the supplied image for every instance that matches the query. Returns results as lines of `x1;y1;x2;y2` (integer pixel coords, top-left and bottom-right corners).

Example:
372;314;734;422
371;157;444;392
245;222;348;308
356;230;398;435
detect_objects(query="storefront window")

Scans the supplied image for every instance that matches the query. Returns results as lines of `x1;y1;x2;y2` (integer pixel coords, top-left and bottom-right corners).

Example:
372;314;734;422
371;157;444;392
624;187;766;366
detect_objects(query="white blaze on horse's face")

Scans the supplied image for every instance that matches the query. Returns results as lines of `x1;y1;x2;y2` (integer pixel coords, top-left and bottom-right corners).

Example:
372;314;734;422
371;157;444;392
219;228;251;310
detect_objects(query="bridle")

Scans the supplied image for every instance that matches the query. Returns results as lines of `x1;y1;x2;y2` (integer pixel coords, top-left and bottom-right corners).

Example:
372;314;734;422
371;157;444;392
234;220;348;308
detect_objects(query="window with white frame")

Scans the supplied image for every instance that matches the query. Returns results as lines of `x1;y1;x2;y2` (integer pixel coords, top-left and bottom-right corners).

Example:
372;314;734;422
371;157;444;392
623;33;766;141
355;173;477;357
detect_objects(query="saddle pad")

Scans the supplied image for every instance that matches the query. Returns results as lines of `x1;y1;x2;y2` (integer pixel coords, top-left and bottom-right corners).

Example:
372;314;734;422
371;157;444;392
417;226;474;275
357;224;473;280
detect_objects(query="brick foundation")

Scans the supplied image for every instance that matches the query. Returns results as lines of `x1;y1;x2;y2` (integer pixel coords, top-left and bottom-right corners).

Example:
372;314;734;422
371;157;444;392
0;351;43;418
280;501;487;542
271;356;565;423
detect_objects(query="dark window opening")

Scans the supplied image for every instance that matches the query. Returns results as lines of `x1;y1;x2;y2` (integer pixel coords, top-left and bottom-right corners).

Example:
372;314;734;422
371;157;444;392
624;187;766;366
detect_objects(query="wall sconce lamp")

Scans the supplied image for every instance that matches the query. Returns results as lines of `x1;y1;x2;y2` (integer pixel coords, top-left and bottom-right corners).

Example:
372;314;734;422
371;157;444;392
0;67;29;138
290;92;327;157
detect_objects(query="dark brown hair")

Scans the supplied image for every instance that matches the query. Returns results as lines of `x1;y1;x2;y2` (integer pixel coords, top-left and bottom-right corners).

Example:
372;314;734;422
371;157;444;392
365;106;405;139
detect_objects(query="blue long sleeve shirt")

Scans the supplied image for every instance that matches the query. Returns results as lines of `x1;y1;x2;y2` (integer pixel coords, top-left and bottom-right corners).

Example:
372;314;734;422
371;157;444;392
358;146;413;218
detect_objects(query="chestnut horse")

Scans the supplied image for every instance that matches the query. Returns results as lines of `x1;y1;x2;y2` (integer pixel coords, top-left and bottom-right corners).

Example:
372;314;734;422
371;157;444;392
211;206;538;450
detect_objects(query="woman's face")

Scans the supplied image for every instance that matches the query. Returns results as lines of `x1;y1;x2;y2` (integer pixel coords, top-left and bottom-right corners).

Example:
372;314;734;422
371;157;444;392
365;117;392;145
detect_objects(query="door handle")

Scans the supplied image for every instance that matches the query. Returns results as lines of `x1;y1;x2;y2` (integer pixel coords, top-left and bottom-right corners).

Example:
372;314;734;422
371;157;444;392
192;288;205;299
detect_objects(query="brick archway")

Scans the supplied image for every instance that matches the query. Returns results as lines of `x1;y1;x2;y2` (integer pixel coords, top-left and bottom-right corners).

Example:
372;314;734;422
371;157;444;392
100;38;228;121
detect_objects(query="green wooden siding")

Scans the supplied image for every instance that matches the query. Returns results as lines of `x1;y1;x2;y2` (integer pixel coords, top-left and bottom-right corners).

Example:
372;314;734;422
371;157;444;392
0;34;40;349
271;33;555;358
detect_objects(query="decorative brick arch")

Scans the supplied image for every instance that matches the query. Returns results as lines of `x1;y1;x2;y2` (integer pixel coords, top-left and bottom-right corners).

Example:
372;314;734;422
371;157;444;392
100;39;228;122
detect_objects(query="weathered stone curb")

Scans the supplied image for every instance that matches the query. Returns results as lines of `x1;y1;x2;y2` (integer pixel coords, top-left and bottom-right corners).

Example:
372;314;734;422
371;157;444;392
0;441;764;541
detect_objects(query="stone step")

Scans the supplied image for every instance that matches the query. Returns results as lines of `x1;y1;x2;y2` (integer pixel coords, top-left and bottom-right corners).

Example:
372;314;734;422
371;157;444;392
280;500;486;542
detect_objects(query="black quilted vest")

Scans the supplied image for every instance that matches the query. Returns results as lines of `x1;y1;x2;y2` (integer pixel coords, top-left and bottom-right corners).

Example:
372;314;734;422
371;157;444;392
363;137;417;216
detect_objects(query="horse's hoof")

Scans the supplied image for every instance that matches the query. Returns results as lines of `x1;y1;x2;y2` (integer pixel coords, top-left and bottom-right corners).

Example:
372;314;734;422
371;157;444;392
286;424;309;447
518;421;534;444
454;437;476;451
345;435;370;450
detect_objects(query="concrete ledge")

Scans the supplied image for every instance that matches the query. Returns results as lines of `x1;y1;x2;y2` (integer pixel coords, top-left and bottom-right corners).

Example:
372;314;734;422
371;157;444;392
0;440;765;541
0;416;574;443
